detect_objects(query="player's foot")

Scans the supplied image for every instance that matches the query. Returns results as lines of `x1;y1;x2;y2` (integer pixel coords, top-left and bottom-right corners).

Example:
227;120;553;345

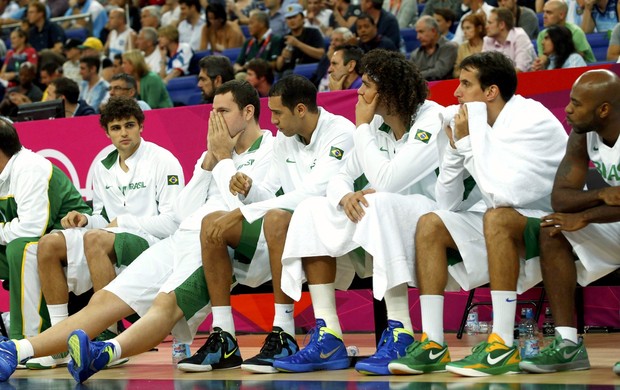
388;332;451;375
446;333;520;377
273;319;349;373
355;320;414;375
177;327;242;372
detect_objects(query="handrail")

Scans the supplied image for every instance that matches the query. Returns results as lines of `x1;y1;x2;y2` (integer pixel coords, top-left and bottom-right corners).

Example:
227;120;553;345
1;12;93;36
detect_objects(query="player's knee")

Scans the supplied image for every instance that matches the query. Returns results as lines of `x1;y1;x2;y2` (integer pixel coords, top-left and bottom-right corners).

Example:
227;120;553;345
416;212;446;244
83;230;110;252
483;208;521;238
37;233;65;265
89;289;118;308
263;209;292;239
152;292;184;322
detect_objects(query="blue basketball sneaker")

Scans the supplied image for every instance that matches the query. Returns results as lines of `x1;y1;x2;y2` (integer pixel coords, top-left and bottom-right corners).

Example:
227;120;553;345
273;319;349;373
177;327;242;372
67;329;115;383
0;339;17;381
355;320;414;375
241;327;299;373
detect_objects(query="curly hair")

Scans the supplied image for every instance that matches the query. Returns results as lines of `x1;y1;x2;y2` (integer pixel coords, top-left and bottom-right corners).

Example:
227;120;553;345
360;49;428;129
99;96;144;131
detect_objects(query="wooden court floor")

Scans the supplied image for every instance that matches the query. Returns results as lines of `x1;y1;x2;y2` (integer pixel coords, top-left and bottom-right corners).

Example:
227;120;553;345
6;332;620;389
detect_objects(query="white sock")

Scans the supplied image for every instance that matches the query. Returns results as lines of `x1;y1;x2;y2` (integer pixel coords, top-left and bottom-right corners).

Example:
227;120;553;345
47;303;68;327
491;290;517;346
308;283;342;338
211;306;235;337
108;339;122;361
420;295;444;344
273;303;295;337
556;326;578;344
384;284;413;333
14;339;33;362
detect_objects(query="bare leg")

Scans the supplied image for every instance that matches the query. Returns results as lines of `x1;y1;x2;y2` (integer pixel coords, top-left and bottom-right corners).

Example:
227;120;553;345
263;209;294;304
37;232;69;304
303;256;336;285
415;213;457;295
84;230;118;292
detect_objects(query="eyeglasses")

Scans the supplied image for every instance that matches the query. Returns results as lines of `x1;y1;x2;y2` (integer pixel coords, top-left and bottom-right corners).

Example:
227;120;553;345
108;86;132;92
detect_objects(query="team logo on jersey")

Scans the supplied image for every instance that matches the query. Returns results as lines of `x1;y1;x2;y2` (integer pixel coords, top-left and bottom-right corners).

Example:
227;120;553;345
329;146;344;160
415;129;432;144
167;175;180;185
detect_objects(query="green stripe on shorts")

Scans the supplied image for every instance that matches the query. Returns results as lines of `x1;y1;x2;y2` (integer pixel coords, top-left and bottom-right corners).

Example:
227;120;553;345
113;233;149;268
234;218;264;264
175;266;212;321
523;217;541;261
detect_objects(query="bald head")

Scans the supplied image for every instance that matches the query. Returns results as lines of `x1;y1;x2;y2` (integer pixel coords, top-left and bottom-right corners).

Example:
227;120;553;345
574;69;620;108
543;0;567;26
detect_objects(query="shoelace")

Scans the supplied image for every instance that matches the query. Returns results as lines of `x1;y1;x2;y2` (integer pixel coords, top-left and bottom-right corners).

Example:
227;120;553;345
469;340;489;357
404;340;422;354
296;326;323;357
258;332;283;356
195;331;225;355
372;331;400;359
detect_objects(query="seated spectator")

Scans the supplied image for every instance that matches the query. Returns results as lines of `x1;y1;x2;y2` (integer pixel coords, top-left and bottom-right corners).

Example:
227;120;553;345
411;15;458;80
0;0;21;25
78;55;109;112
352;0;401;47
0;28;37;87
434;7;457;39
581;0;619;33
141;5;161;28
111;53;123;75
105;8;137;58
355;12;398;52
276;3;325;73
451;0;494;44
314;26;354;90
482;7;537;72
109;0;141;32
157;25;193;83
78;36;104;59
161;0;181;27
106;72;151;110
542;24;588;68
203;3;245;52
196;55;234;103
265;0;289;37
498;0;539;39
327;44;363;91
384;0;418;28
305;0;332;36
227;0;266;25
328;0;361;30
122;49;173;108
453;12;485;77
63;0;107;39
421;0;461;19
46;76;95;116
234;10;284;76
62;38;82;84
39;61;62;100
245;58;274;97
27;0;65;53
47;0;68;17
178;0;204;50
0;62;43;114
608;22;620;60
137;27;161;73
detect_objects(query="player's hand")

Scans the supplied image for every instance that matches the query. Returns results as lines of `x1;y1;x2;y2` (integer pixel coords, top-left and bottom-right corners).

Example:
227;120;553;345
230;172;253;196
598;187;620;206
356;90;378;127
541;212;588;236
61;211;88;228
339;189;376;223
208;111;241;162
453;104;470;141
204;209;243;245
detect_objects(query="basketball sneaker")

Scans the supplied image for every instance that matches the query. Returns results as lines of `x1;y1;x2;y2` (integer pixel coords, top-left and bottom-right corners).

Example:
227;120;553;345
241;327;299;373
0;338;17;381
26;352;70;369
614;361;620;375
519;335;590;373
273;319;349;373
177;327;242;372
67;329;115;383
446;333;520;377
355;320;414;375
388;332;451;375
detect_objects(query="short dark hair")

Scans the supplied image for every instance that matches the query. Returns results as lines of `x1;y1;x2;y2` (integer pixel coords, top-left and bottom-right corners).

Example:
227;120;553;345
178;0;201;12
215;79;261;122
51;77;80;104
459;51;517;102
199;55;235;82
433;7;457;23
356;13;375;26
0;118;21;157
492;7;515;30
111;73;137;90
246;58;274;85
269;74;318;113
334;44;363;76
99;96;145;131
28;1;46;15
10;28;28;44
80;55;101;73
369;0;383;10
40;61;61;76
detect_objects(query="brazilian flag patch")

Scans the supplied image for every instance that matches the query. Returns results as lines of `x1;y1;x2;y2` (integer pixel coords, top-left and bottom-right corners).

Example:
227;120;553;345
414;129;432;144
329;146;344;160
167;175;179;185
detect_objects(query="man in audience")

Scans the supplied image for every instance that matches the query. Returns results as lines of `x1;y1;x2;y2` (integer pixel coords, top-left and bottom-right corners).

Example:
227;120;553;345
352;0;400;48
498;0;539;39
79;55;109;113
313;26;354;90
276;3;325;74
177;0;204;51
305;0;332;36
105;8;137;58
356;13;398;52
136;27;161;74
482;7;537;72
63;38;82;84
63;0;108;38
141;5;161;29
107;73;150;110
234;10;284;76
198;55;235;104
46;77;96;117
581;0;619;33
327;44;363;91
39;61;62;100
27;0;65;53
452;0;494;44
411;15;458;80
245;58;274;97
265;0;289;37
328;0;361;30
79;37;105;60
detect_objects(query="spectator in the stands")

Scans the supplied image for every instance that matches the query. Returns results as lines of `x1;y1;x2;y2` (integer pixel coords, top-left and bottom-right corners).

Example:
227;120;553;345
157;24;193;83
421;0;461;19
542;24;587;68
62;38;82;84
453;12;485;77
356;12;398;52
122;49;173;109
46;76;96;117
27;1;65;53
314;26;353;90
4;62;43;105
106;72;151;110
78;55;108;112
105;8;137;58
434;7;457;39
137;27;161;73
351;0;400;47
452;0;494;44
607;22;620;60
304;0;332;36
328;0;360;30
63;0;108;39
203;3;245;52
141;5;161;28
411;14;458;80
234;10;284;77
0;0;21;24
0;28;37;87
47;0;68;17
245;58;274;97
196;55;234;103
109;0;141;33
581;0;619;33
39;61;62;100
227;0;267;25
161;0;181;27
178;0;204;51
498;0;539;39
0;0;28;27
327;44;363;91
384;0;418;28
276;3;325;73
265;0;289;37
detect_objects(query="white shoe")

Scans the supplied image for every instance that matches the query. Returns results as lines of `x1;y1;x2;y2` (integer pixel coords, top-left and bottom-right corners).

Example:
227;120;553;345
26;353;70;369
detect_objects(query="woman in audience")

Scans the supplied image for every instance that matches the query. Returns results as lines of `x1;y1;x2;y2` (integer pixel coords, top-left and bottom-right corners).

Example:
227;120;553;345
201;3;245;52
543;24;588;69
0;29;37;87
122;50;173;109
453;13;485;78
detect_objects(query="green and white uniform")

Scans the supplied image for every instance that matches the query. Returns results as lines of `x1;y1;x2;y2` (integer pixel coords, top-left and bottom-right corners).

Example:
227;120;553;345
0;148;90;339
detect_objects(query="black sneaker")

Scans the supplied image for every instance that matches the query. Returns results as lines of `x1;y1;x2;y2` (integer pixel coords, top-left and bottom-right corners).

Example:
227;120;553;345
177;328;242;372
241;327;299;373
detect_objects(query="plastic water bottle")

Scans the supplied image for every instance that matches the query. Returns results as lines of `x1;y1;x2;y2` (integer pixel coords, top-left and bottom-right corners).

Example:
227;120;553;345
519;308;540;358
171;338;191;364
542;306;555;346
466;306;479;335
346;345;359;357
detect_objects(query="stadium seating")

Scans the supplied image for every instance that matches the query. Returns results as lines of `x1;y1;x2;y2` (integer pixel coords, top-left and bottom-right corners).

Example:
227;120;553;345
66;28;88;43
221;47;242;64
293;62;319;79
188;49;210;75
166;75;200;106
587;32;610;62
401;28;420;53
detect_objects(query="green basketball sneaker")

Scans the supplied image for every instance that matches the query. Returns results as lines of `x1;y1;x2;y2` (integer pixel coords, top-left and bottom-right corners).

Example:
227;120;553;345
388;333;450;375
519;334;589;373
446;333;521;377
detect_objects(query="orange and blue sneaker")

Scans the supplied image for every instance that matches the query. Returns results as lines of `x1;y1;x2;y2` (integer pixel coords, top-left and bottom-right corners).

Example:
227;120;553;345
273;319;349;373
446;333;521;377
355;320;414;375
388;333;451;375
0;338;17;381
177;327;242;372
519;335;589;373
67;329;115;383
